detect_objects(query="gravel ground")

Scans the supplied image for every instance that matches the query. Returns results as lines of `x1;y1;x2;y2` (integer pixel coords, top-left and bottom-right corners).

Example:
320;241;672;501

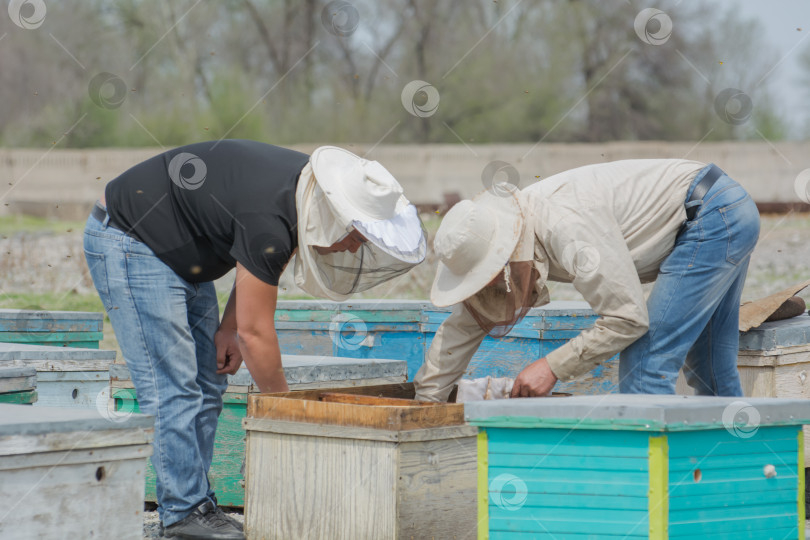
1;213;807;305
142;508;244;539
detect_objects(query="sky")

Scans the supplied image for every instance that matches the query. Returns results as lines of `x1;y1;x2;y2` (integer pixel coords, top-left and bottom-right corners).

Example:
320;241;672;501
733;0;810;138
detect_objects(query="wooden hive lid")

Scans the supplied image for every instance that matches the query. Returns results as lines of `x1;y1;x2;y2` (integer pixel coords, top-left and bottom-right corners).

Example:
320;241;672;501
738;314;810;351
0;343;115;372
465;394;810;431
247;383;465;431
111;355;407;388
0;404;154;458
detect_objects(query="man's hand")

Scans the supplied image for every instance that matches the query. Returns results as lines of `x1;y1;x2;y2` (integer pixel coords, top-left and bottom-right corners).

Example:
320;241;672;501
214;327;243;375
511;357;558;398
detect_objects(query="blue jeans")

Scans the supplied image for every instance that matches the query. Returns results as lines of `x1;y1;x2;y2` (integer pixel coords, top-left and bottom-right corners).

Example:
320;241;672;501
83;212;227;526
619;166;760;395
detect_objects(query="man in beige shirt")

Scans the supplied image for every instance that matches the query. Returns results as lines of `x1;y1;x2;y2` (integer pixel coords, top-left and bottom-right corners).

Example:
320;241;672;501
414;159;760;401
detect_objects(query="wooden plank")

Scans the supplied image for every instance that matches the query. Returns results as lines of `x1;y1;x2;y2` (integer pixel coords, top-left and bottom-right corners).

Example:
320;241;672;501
0;331;104;343
0;366;36;393
249;393;465;431
243;418;477;443
319;393;435;407
0;390;37;404
395;436;478;539
0;455;147;540
245;430;397;539
255;382;419;403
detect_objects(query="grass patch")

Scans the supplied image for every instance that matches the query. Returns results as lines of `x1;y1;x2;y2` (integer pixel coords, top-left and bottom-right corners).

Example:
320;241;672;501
0;214;85;235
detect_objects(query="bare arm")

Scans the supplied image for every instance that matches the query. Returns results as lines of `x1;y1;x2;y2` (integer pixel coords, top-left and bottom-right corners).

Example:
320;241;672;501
234;262;289;393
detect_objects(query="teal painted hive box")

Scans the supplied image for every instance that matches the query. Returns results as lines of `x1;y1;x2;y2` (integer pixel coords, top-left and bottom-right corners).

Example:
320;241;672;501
0;342;115;408
0;366;37;404
275;300;619;393
111;354;407;507
275;300;429;377
466;395;810;539
0;308;104;348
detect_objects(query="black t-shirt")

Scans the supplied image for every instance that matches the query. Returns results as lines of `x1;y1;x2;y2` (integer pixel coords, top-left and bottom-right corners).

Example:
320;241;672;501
105;140;309;285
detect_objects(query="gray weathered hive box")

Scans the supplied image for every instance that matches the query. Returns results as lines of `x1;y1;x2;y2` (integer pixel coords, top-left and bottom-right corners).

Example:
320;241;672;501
0;342;115;409
0;404;154;540
0;365;37;404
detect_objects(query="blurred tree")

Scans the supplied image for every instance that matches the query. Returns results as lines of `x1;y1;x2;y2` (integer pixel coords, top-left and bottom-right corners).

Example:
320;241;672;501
0;0;791;147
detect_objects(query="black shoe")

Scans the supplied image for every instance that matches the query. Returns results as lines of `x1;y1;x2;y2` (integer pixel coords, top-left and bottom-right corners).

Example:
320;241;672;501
162;500;245;539
210;495;243;532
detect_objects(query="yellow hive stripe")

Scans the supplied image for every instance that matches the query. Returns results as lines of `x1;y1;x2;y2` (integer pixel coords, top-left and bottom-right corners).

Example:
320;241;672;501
796;427;805;540
478;430;489;540
649;435;669;540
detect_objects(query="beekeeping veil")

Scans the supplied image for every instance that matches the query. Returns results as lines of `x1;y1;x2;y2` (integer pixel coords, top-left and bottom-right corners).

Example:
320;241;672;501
431;184;542;337
294;146;427;301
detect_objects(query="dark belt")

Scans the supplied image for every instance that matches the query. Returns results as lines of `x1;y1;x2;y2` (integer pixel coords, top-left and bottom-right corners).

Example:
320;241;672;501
91;201;126;233
91;201;109;224
685;164;724;221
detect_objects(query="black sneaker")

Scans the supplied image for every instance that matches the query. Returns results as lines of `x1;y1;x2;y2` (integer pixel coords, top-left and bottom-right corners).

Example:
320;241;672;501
162;500;245;539
210;495;243;532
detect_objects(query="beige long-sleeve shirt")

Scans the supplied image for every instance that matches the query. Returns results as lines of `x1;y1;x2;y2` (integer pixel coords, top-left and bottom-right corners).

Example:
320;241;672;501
414;159;706;402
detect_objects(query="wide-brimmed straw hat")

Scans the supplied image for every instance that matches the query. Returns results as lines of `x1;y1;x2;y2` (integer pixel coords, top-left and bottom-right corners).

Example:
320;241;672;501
431;186;524;307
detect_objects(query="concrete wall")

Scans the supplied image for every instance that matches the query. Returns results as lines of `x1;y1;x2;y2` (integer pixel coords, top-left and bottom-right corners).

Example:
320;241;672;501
1;141;808;220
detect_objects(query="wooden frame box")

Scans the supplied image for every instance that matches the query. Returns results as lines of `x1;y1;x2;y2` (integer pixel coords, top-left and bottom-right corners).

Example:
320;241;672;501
244;383;478;539
0;404;154;540
467;395;810;539
0;343;115;409
111;355;408;507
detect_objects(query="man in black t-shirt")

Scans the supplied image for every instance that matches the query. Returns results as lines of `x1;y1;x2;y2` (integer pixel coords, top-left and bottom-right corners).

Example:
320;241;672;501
84;141;425;540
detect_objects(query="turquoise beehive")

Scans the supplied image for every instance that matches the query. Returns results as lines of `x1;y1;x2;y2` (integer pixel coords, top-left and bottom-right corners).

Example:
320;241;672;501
466;395;810;539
